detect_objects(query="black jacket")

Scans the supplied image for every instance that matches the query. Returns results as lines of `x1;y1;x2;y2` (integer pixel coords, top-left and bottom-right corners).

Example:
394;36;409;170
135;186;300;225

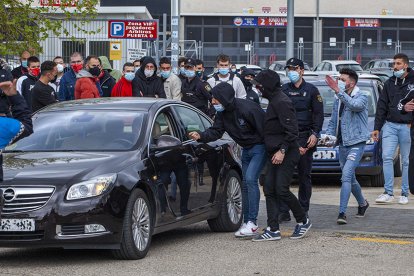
374;68;414;131
20;74;38;112
31;80;58;113
100;71;116;97
132;57;166;98
11;65;28;80
199;82;264;148
181;77;212;114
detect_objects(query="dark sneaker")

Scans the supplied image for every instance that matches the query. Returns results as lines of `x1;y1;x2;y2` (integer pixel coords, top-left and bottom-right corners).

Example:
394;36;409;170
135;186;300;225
356;200;369;218
337;213;347;224
290;218;312;239
252;227;281;242
278;212;291;223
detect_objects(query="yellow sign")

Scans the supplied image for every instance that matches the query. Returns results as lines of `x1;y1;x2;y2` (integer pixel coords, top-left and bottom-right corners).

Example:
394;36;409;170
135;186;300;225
110;41;122;60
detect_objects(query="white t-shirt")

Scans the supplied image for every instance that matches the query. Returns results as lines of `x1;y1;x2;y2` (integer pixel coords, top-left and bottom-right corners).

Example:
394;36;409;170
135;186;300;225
207;74;247;99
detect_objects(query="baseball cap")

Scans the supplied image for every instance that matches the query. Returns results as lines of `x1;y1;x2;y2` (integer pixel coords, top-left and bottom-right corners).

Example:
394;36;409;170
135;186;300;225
184;58;196;67
285;57;304;69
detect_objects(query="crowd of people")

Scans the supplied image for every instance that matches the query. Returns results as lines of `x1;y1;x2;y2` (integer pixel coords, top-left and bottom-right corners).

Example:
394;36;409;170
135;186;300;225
0;50;413;241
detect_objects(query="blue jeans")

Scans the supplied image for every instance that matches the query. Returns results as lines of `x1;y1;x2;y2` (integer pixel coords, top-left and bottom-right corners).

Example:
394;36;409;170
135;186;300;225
338;142;366;214
382;122;411;196
241;144;267;224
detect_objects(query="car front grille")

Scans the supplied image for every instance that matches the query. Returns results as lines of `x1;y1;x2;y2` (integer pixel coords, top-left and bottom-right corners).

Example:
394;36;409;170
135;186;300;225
0;231;44;241
60;225;85;235
0;186;55;215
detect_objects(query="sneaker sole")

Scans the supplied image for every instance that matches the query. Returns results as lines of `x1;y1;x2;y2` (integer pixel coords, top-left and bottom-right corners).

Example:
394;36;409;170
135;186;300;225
337;219;347;225
252;236;281;242
355;214;365;218
290;224;312;240
398;202;408;205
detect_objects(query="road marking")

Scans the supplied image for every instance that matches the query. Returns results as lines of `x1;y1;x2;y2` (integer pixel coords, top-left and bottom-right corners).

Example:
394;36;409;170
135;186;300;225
349;237;414;245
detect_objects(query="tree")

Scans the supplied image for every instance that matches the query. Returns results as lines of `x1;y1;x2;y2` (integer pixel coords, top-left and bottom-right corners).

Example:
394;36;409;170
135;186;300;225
0;0;100;57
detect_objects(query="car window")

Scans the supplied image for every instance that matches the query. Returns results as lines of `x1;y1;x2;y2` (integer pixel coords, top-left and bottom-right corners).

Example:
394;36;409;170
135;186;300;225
7;111;145;151
173;106;206;140
152;112;174;142
323;63;332;71
199;114;212;129
335;64;363;72
315;63;324;71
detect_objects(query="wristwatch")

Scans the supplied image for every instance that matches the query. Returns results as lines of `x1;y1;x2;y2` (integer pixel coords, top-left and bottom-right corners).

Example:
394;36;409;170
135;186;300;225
280;148;286;154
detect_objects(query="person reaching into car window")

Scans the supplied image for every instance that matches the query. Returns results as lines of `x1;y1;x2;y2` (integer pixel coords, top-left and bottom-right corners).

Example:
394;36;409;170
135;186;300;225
325;69;370;225
188;82;266;238
279;58;324;223
372;53;413;205
252;69;312;241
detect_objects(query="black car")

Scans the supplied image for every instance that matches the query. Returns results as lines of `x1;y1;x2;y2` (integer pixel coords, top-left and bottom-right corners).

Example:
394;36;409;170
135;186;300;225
0;98;243;259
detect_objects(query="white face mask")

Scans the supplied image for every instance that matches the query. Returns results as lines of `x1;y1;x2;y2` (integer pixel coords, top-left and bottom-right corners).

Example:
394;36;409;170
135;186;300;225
57;64;64;73
144;69;154;78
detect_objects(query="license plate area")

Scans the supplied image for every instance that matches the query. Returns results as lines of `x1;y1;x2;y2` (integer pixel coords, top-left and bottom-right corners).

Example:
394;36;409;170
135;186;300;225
0;219;35;232
313;150;337;160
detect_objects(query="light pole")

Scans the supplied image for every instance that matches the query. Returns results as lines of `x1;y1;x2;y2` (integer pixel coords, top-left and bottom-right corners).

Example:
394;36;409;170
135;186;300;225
171;0;180;71
286;0;295;59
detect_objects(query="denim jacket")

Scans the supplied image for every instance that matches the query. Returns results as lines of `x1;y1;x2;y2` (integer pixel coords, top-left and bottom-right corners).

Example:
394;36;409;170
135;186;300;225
326;86;370;146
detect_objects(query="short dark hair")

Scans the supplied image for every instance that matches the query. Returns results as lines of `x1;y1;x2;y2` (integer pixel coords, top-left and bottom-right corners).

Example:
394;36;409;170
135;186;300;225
216;54;230;64
40;61;57;76
27;56;40;67
195;59;204;67
394;53;409;65
71;52;83;59
159;57;171;66
133;59;141;65
53;56;63;62
85;55;99;64
123;62;134;71
339;68;359;83
178;56;186;67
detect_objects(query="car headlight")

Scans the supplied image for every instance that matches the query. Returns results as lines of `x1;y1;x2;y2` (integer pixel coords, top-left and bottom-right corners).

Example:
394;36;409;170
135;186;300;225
366;138;375;145
66;174;117;200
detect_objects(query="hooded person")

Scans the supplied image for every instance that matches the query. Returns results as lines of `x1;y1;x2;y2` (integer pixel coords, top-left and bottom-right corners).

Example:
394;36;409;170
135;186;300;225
132;57;166;98
188;82;267;238
99;56;122;82
240;68;260;104
97;56;116;97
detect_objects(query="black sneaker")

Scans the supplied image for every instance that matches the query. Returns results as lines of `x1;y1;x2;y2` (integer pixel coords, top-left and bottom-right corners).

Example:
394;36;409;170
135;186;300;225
278;212;291;223
290;218;312;239
337;213;347;224
356;200;369;218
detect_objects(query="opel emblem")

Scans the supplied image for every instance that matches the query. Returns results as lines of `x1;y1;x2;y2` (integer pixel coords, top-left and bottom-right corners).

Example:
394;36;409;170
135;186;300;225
3;188;16;202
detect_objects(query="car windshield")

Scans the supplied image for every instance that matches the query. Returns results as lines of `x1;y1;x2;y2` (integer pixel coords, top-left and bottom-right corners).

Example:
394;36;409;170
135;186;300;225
335;64;363;72
316;85;376;117
6;110;145;152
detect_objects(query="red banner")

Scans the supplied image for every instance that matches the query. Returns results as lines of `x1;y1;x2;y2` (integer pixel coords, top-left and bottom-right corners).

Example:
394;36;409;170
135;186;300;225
39;0;77;7
344;18;380;28
108;20;158;40
258;17;287;27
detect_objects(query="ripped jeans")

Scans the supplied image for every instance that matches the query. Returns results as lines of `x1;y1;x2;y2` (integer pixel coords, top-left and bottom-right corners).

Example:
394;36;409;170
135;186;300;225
338;142;366;214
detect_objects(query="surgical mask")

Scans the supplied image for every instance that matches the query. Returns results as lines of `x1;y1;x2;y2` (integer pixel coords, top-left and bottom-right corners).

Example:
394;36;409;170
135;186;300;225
144;69;154;78
218;68;229;75
287;71;300;83
57;64;64;73
160;70;171;79
124;72;135;81
29;67;40;77
394;68;405;78
89;67;101;77
134;67;140;73
338;80;346;92
180;67;185;75
71;63;83;73
231;69;237;73
213;104;225;112
21;60;28;68
185;70;196;78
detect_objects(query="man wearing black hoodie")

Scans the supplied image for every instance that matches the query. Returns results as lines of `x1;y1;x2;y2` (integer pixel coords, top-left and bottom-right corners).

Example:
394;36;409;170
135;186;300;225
132;57;166;98
188;82;266;238
373;53;413;205
240;68;260;104
251;69;311;241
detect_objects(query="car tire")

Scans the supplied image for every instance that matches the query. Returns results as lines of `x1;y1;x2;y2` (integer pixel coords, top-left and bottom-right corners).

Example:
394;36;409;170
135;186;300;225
208;170;242;232
370;172;385;187
112;188;153;260
393;153;402;177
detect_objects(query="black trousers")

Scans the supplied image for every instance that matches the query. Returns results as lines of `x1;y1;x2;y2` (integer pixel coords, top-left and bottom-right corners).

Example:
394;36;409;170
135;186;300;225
280;149;313;213
264;148;306;231
409;135;414;195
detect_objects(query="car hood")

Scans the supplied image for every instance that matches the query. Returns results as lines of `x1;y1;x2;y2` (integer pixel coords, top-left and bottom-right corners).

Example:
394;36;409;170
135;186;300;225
2;151;140;183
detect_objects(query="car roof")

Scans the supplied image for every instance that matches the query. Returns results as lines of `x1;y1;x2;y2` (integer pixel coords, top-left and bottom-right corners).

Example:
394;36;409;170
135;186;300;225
321;60;360;65
39;98;180;113
306;77;376;86
235;64;261;69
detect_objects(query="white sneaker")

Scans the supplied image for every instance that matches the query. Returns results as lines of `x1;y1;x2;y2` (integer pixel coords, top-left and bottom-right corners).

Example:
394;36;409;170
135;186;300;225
398;196;409;205
375;193;394;204
234;223;247;237
239;221;259;237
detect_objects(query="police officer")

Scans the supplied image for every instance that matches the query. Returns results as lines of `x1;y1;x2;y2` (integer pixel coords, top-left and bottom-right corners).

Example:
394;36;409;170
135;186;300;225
279;58;324;222
181;58;212;116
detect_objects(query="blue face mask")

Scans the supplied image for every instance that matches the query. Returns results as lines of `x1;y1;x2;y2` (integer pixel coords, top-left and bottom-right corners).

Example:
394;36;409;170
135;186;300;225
180;67;186;75
185;70;196;78
160;70;171;79
394;68;405;78
338;80;346;92
231;69;237;73
213;104;225;112
124;72;135;81
218;68;229;76
21;60;28;68
287;71;300;83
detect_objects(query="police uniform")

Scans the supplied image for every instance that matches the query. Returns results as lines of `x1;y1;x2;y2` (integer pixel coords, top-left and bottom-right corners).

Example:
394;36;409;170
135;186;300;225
280;58;324;218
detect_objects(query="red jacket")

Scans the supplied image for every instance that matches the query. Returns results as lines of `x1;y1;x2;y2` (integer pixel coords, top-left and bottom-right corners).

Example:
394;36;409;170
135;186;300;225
74;74;100;99
111;76;133;97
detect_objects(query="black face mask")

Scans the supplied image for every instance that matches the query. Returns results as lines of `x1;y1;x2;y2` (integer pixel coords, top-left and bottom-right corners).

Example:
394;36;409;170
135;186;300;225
89;67;101;77
50;74;58;83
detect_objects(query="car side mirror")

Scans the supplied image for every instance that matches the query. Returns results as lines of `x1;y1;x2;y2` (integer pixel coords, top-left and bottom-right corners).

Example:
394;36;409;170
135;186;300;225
150;135;182;152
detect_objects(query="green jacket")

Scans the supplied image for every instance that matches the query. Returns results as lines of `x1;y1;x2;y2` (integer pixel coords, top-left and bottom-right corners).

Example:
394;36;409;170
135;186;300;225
99;56;122;82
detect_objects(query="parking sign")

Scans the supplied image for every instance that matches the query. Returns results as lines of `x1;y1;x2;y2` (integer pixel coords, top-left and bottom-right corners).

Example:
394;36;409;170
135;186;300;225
110;22;125;37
